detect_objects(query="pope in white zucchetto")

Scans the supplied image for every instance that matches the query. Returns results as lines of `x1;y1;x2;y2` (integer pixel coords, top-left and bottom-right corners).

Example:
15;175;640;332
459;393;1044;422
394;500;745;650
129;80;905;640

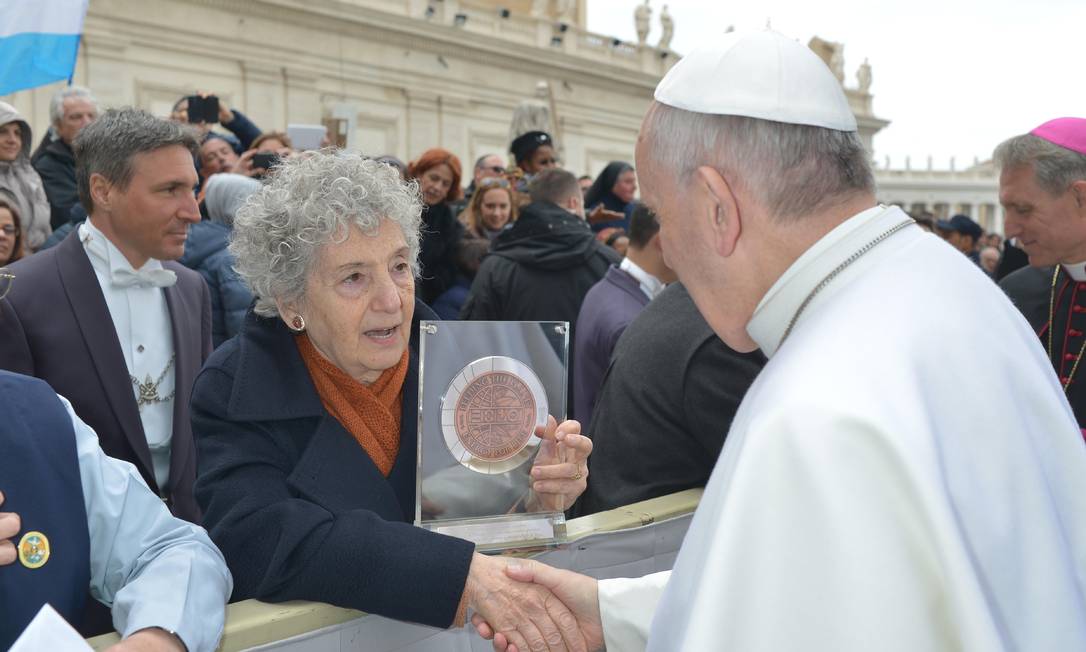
474;29;1086;652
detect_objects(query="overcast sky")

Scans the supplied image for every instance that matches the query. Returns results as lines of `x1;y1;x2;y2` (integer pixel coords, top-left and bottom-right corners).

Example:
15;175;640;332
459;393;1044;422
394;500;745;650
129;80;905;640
587;0;1082;170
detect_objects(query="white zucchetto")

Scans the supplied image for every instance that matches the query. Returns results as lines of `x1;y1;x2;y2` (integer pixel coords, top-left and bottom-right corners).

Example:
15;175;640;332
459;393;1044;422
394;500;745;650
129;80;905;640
654;30;858;132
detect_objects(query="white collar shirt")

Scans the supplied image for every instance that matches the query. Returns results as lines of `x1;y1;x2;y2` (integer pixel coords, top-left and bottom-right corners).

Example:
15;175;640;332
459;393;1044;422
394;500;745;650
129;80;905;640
1063;260;1086;282
80;220;176;489
747;204;890;357
619;256;665;300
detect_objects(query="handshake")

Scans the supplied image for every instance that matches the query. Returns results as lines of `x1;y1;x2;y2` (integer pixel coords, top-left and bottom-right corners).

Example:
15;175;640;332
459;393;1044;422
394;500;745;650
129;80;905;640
464;553;605;652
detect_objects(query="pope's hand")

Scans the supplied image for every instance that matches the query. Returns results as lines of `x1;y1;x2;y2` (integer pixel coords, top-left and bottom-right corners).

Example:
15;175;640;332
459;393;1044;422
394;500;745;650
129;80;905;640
472;559;604;652
528;416;591;512
0;491;21;566
104;628;185;652
464;552;588;652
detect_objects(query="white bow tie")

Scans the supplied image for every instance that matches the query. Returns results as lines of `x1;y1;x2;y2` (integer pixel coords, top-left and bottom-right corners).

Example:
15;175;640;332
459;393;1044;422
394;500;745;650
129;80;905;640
111;267;177;289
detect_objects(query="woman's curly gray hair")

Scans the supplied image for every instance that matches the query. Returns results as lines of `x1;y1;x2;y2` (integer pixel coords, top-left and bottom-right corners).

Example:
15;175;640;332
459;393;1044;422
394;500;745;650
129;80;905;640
230;150;423;317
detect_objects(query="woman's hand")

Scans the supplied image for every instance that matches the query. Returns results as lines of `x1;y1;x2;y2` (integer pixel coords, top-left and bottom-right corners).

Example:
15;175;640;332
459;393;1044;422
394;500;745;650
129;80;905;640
463;552;588;652
527;416;592;512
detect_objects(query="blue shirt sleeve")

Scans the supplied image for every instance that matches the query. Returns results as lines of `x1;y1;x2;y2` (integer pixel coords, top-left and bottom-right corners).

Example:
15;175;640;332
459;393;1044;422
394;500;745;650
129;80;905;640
221;110;261;152
60;395;233;652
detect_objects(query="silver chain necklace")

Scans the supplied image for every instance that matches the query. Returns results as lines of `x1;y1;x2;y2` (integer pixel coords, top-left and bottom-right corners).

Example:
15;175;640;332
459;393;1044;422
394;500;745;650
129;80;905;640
779;219;916;349
130;353;176;409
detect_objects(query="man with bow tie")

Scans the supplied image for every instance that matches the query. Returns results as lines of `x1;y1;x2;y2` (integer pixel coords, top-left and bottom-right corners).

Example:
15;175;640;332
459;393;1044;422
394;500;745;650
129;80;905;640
0;108;211;538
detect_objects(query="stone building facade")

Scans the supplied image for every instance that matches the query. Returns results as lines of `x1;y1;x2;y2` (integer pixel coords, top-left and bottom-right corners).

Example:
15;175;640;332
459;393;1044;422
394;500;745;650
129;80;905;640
876;159;1003;234
3;0;673;179
4;0;1002;232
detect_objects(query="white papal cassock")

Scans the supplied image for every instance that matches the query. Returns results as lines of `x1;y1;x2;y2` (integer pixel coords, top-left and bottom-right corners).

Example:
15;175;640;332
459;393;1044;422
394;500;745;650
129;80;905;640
597;205;1086;651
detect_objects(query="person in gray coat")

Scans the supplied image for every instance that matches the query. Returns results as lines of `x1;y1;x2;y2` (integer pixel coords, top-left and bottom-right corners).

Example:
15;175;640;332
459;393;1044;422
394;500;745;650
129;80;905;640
0;102;52;249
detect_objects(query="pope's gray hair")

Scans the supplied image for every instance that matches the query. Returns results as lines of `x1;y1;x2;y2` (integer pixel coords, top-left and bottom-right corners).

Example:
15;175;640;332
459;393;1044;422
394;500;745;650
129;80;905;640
644;103;874;221
993;133;1086;196
50;86;97;126
230;150;423;318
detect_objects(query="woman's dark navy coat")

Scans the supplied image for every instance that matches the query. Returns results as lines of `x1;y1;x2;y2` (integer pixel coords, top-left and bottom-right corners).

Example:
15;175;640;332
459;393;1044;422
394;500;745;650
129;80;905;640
191;300;474;628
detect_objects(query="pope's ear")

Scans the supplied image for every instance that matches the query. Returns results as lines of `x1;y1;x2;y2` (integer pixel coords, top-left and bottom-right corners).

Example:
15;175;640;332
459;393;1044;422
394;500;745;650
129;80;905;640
695;165;741;258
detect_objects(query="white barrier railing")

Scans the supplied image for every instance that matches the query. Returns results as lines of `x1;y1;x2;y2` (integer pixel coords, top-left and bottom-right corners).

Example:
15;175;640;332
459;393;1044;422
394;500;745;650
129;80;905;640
88;489;702;651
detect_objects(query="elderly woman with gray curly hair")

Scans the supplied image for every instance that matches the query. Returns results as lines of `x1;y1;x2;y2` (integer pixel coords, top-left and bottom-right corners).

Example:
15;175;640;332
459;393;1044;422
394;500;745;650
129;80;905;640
190;150;594;650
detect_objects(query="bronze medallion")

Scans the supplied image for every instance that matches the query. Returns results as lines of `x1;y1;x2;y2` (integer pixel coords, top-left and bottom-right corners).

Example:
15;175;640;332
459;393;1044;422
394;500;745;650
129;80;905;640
440;356;548;474
454;371;537;462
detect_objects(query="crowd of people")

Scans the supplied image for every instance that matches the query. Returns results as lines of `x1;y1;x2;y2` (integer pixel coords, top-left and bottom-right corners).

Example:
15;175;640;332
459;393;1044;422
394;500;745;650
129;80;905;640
1;26;1085;652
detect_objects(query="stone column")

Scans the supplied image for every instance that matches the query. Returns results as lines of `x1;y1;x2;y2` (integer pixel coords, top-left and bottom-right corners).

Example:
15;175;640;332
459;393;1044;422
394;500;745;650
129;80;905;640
438;95;470;159
404;89;441;157
81;35;130;113
284;66;322;126
242;62;284;133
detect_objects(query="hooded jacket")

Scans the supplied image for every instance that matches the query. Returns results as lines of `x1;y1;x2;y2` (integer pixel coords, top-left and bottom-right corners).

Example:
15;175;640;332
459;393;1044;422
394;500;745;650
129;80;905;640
459;200;620;325
179;174;260;347
0;102;52;249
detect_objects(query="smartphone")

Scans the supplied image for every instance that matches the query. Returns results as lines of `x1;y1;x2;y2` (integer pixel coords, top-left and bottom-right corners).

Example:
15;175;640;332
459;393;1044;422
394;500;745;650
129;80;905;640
251;152;281;171
186;95;220;124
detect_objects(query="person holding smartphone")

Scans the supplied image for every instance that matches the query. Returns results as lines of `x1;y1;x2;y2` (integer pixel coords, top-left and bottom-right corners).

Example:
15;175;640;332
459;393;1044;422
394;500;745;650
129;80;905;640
169;92;262;159
247;132;295;179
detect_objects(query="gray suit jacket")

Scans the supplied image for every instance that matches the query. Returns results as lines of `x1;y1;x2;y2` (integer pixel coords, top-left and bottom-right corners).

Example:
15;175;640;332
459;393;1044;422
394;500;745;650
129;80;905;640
0;229;211;522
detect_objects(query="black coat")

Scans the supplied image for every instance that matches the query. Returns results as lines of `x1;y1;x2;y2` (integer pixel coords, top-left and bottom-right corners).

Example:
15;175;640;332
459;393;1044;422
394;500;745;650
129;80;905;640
1000;264;1086;426
31;138;79;230
191;301;475;628
460;201;620;325
418;202;463;305
571;283;766;517
996;240;1030;281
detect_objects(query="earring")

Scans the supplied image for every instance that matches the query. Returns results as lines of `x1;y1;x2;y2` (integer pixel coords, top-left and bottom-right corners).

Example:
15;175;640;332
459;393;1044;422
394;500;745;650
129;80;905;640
291;315;306;332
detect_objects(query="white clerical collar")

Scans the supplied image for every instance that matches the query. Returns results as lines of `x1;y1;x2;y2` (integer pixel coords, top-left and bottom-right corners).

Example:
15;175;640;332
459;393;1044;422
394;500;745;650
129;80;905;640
620;256;665;300
80;220;173;287
748;205;906;358
1062;261;1086;282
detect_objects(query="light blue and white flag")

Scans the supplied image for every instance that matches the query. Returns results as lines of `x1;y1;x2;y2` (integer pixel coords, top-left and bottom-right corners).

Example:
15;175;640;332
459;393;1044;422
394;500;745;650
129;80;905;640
0;0;90;96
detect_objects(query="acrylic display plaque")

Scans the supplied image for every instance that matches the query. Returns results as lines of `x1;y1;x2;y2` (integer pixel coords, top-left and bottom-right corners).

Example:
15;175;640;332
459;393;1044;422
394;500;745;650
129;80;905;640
417;320;569;552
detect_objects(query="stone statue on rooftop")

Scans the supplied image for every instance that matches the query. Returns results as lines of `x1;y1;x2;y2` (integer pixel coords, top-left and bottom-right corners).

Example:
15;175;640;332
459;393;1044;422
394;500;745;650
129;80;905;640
829;45;845;83
635;1;652;45
554;0;574;23
658;5;674;50
509;81;554;144
857;57;872;93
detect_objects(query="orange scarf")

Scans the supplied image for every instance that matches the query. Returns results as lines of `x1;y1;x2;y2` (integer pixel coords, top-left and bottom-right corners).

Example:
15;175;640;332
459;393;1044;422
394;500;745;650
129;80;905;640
295;334;408;477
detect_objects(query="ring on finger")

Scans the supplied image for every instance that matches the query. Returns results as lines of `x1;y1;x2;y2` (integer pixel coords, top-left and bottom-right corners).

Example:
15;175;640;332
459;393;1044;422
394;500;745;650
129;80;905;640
570;470;582;480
